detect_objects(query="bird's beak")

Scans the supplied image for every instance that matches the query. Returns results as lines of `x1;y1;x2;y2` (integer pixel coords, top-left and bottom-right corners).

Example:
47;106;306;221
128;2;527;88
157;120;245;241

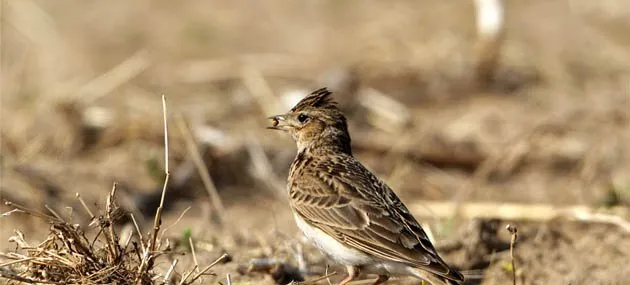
267;114;290;130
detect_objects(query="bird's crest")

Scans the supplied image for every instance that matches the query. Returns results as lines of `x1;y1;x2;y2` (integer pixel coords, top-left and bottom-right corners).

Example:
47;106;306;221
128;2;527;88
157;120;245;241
290;88;337;112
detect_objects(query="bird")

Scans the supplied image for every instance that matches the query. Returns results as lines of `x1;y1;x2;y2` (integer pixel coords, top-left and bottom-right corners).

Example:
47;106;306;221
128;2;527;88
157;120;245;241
267;87;464;285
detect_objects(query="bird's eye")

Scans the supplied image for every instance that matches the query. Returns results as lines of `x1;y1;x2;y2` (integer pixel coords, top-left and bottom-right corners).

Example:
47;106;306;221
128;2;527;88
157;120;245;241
297;114;309;123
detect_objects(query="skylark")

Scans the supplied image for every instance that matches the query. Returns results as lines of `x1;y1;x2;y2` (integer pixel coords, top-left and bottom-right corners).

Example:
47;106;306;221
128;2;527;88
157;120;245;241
267;88;464;285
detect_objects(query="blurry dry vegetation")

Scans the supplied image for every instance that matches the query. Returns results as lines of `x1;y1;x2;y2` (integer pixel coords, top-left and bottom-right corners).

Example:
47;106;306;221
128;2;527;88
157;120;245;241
1;0;630;284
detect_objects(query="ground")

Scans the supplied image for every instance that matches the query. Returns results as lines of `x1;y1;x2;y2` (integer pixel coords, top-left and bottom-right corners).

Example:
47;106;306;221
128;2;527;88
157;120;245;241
1;0;630;284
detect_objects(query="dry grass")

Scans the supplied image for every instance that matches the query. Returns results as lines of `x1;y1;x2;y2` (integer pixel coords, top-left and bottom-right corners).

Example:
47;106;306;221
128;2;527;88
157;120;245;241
0;97;226;285
2;0;630;284
0;189;157;284
0;188;229;285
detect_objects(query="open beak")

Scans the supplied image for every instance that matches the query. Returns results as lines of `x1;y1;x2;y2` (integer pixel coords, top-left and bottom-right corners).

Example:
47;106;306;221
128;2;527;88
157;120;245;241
267;115;290;130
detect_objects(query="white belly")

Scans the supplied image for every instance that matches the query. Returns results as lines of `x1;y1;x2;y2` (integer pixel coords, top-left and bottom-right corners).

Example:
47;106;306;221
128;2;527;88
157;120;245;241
293;213;420;278
293;213;373;265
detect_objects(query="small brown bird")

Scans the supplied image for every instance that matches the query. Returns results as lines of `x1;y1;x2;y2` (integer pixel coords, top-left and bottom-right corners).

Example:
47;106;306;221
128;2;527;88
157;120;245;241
267;88;464;285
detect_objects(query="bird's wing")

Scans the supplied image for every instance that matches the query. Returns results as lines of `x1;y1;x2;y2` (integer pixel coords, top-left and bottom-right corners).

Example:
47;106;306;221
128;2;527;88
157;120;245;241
289;155;462;282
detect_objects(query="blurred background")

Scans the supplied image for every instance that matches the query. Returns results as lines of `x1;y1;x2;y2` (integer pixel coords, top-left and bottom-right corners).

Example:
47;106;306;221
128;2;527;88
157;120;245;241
1;0;630;284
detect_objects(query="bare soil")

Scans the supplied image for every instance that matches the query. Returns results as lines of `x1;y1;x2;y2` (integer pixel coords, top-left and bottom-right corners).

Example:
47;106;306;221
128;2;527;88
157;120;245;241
2;0;630;284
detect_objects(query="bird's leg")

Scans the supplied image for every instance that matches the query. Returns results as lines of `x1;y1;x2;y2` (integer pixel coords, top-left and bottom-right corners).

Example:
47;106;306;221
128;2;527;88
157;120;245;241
338;266;360;285
372;275;389;285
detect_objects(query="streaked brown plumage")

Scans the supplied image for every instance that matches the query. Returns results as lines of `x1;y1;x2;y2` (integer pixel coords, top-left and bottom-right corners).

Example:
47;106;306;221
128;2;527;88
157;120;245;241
268;88;464;285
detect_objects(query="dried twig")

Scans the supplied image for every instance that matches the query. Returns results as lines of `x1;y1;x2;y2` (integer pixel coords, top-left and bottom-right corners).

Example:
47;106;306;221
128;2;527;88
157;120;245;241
245;135;285;198
506;224;518;285
157;206;191;244
183;253;229;284
293;270;338;285
3;201;58;221
175;113;225;223
44;204;64;222
189;236;200;273
163;259;179;283
136;95;171;283
104;183;121;263
408;200;630;233
76;50;150;103
0;257;34;268
129;213;146;254
75;193;95;220
178;265;199;285
150;95;171;249
1;196;155;284
571;210;630;233
0;209;24;217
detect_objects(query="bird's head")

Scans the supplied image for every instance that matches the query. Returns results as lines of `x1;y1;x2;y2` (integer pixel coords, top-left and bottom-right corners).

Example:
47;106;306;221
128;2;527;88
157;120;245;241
267;88;352;154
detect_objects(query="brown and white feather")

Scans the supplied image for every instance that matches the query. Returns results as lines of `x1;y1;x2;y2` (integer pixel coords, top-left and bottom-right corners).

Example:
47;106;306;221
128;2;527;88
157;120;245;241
269;88;464;285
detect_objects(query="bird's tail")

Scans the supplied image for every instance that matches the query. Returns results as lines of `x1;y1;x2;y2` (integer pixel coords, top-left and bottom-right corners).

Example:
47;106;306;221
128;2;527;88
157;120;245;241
408;267;465;285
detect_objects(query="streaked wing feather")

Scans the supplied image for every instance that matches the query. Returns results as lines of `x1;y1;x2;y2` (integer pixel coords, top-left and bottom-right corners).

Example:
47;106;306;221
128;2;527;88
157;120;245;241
289;155;454;277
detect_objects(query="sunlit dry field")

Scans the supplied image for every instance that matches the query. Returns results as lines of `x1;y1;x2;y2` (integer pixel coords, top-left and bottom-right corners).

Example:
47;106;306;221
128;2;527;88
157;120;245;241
1;0;630;284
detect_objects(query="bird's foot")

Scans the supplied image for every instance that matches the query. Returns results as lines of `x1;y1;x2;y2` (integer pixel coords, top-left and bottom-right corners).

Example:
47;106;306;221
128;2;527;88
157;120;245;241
338;266;360;285
372;275;389;285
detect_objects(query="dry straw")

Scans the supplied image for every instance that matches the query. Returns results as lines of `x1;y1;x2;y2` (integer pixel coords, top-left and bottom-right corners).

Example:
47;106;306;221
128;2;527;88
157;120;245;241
0;96;227;284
